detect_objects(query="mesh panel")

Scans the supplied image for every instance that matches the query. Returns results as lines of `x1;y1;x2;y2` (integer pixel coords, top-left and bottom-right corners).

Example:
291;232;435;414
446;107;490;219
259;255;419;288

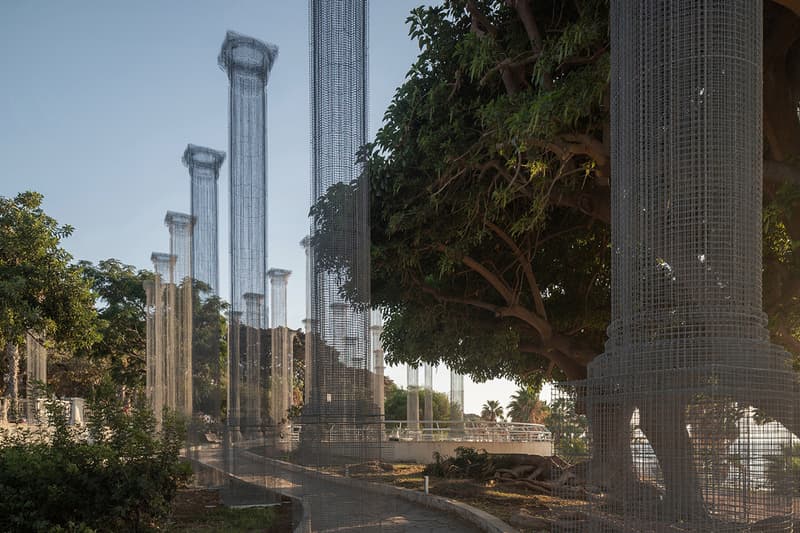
407;365;420;432
150;252;173;425
183;144;225;296
165;212;193;417
304;0;377;464
219;30;277;440
556;2;800;530
24;332;47;422
449;370;464;423
423;363;434;427
370;308;385;417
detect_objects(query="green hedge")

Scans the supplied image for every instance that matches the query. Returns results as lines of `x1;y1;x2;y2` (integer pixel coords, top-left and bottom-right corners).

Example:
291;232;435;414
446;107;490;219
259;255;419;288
0;395;191;532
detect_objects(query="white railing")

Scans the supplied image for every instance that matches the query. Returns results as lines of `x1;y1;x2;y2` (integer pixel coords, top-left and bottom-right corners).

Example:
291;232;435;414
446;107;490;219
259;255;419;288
383;420;552;443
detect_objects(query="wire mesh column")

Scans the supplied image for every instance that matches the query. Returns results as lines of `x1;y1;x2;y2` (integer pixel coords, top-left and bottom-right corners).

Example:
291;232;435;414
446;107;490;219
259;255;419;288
556;2;800;530
24;332;47;423
268;269;293;450
449;370;464;435
423;363;433;429
407;365;420;433
218;30;277;442
165;211;193;417
150;252;173;424
183;144;225;296
306;0;374;465
370;309;384;418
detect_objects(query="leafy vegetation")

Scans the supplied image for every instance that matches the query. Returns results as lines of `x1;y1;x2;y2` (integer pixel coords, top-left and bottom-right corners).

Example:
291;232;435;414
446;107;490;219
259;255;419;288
480;400;504;422
383;377;451;420
544;396;588;463
0;391;191;532
312;0;800;388
0;192;98;406
506;385;549;423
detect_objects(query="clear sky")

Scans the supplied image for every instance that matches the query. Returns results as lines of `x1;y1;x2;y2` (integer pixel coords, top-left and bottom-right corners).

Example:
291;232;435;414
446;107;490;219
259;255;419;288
0;0;521;415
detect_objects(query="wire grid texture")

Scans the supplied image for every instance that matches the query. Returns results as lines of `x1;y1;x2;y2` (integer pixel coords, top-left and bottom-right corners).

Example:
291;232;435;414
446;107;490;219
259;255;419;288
183;144;225;296
166;211;194;417
149;252;174;424
305;0;380;464
554;1;799;530
24;332;47;423
219;31;277;440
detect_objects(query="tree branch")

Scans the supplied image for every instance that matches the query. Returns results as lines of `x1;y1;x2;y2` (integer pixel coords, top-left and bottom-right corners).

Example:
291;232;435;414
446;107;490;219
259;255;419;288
484;220;547;319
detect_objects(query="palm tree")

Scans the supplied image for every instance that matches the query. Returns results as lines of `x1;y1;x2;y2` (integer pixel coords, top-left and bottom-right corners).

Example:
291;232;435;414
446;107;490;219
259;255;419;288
506;386;549;424
481;400;504;422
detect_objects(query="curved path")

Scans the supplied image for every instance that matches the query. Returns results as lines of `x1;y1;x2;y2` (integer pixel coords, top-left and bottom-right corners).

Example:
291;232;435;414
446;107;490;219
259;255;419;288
193;446;483;532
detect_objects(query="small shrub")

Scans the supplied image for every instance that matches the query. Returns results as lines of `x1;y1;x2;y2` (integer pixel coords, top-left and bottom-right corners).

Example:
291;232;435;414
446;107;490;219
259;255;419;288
0;391;191;532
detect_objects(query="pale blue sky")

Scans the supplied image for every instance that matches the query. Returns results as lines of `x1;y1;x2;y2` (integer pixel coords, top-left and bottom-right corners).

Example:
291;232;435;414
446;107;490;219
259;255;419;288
0;0;520;415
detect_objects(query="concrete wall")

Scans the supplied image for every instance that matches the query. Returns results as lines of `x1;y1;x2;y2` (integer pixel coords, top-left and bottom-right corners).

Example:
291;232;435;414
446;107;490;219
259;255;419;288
388;440;553;463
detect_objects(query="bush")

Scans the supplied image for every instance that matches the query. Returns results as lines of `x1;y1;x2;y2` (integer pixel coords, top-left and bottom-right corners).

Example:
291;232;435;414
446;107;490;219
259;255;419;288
0;393;191;532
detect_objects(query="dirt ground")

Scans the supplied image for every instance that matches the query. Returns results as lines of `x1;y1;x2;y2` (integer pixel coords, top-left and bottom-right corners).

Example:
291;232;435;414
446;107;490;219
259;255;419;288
323;462;584;532
162;488;293;532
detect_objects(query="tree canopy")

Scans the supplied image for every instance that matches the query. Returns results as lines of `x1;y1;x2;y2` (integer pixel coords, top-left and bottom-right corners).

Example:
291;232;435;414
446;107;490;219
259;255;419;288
0;192;97;353
313;0;800;385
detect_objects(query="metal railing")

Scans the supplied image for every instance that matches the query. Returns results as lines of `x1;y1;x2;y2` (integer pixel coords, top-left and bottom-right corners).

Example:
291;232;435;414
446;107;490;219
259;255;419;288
383;420;552;443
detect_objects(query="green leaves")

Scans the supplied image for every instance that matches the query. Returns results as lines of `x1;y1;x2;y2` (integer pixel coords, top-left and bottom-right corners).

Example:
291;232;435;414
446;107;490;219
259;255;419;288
0;192;97;353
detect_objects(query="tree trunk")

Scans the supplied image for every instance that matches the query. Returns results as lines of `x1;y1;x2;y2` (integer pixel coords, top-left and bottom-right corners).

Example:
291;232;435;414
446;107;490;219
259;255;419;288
638;401;708;521
4;342;19;421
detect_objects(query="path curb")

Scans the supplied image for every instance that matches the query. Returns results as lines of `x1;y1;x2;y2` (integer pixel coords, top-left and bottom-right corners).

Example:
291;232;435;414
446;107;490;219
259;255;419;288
239;449;517;533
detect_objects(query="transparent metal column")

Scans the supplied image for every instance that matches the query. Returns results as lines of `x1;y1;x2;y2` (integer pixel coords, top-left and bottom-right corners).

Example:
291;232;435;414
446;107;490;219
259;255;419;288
183;144;225;296
165;212;193;417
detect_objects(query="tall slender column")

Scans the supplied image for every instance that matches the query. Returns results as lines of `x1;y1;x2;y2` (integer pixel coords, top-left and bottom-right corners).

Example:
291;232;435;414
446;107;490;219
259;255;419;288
268;269;291;329
25;332;47;422
300;236;314;407
227;310;243;441
406;365;419;432
183;144;225;296
165;212;194;417
268;269;293;447
369;309;384;417
143;279;156;415
218;31;276;329
449;370;464;434
242;292;264;438
423;363;433;426
150;252;173;422
307;0;370;458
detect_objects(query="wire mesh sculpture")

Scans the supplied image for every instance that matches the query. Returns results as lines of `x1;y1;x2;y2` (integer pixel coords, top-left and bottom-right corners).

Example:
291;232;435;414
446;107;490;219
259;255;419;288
423;363;434;428
370;308;385;417
165;211;193;417
450;370;464;434
183;144;225;297
305;0;376;463
556;2;799;530
407;364;420;432
268;269;294;449
24;332;47;423
301;236;314;408
149;252;174;424
219;31;277;440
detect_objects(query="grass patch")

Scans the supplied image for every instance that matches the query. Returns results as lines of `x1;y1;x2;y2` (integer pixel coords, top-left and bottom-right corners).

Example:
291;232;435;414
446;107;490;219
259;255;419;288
169;506;277;532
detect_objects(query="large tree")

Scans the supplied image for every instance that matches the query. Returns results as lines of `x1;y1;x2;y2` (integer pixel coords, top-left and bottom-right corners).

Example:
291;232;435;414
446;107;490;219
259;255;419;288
314;0;800;384
0;192;97;408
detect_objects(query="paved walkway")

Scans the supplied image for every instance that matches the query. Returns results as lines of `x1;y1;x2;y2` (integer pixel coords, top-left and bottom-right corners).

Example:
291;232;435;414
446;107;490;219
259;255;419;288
193;446;483;532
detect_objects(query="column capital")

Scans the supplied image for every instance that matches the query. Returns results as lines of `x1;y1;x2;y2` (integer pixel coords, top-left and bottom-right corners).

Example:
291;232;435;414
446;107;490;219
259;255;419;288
182;144;226;175
268;268;292;281
242;292;265;304
150;252;176;276
164;211;194;229
300;235;311;248
218;31;278;82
